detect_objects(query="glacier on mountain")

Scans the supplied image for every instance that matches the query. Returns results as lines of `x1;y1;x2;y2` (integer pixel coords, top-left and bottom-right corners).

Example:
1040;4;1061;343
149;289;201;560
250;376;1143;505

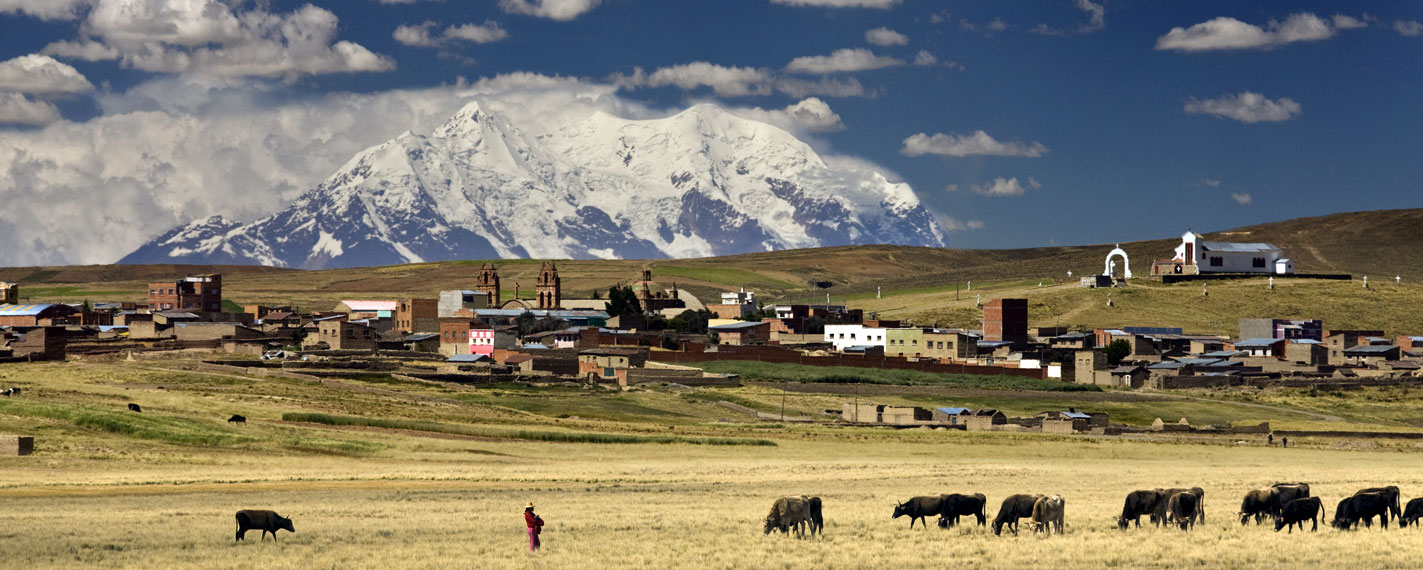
121;101;945;268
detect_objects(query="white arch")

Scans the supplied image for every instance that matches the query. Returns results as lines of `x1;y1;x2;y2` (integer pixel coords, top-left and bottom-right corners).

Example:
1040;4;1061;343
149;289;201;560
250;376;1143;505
1104;246;1132;279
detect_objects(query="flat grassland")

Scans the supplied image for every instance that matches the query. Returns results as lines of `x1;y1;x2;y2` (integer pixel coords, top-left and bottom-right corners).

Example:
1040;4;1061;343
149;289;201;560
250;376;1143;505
4;359;1423;569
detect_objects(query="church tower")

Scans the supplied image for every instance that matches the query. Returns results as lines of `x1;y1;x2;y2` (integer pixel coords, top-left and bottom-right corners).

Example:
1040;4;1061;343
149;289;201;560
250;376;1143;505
536;262;561;309
476;263;500;302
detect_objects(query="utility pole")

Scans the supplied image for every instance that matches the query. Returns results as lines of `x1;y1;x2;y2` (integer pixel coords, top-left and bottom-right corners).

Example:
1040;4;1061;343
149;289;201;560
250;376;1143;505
781;378;787;422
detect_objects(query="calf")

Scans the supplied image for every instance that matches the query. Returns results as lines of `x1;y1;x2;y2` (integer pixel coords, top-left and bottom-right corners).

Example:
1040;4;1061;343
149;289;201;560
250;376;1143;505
893;495;945;529
1165;492;1199;531
1275;497;1322;533
127;403;142;412
1400;498;1423;528
228;414;246;425
235;510;295;542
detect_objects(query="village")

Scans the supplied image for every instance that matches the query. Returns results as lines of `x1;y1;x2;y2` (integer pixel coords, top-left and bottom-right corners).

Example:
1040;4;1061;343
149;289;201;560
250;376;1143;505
1;231;1420;439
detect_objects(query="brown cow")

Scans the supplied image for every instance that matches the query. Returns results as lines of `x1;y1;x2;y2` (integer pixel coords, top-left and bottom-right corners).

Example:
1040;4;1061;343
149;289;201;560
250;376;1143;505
1165;492;1199;531
764;496;819;538
1029;495;1065;535
235;510;294;542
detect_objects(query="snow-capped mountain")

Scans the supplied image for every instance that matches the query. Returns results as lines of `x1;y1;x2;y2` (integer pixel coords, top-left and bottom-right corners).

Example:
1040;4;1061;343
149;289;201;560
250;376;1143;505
121;101;945;268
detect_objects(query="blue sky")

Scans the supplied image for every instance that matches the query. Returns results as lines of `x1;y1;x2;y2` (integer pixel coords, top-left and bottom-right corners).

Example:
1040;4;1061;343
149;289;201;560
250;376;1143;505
0;0;1420;265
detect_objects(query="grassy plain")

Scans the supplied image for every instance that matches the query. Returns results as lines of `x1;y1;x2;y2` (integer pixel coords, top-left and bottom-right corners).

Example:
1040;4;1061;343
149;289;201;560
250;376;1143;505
4;359;1423;568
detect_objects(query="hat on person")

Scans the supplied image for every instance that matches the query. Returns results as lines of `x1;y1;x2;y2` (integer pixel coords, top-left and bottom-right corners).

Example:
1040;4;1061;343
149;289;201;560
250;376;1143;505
525;502;535;509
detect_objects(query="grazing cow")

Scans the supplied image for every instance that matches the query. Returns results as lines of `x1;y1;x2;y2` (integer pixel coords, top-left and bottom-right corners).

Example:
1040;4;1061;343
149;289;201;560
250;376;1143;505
1239;487;1279;525
1118;489;1165;530
1333;492;1390;530
1165;492;1199;531
1275;497;1323;533
1029;495;1065;535
937;493;988;529
127;403;142;412
228;414;246;425
1153;487;1206;526
893;495;946;529
764;496;814;538
235;510;295;542
1355;486;1401;524
804;496;824;537
1272;483;1310;518
993;494;1044;536
1400;498;1423;528
1;388;11;396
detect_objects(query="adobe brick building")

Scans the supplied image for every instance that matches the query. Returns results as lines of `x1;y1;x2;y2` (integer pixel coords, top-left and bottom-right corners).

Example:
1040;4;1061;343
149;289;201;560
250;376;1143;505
396;298;439;333
983;298;1028;345
148;274;222;312
0;282;17;304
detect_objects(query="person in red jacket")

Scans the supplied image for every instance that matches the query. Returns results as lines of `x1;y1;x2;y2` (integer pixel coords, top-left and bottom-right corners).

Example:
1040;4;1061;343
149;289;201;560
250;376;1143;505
524;502;544;552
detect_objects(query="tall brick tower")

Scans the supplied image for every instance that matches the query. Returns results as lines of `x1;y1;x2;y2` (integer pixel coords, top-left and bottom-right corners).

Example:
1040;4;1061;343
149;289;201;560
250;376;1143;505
476;263;501;302
536;262;561;309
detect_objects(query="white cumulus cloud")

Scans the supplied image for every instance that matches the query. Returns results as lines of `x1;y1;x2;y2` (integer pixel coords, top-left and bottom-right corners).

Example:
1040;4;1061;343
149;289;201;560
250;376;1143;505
1155;12;1362;52
499;0;601;21
1396;20;1423;37
612;63;873;98
0;54;94;95
40;1;394;79
865;27;908;46
727;97;846;133
963;177;1038;197
1184;91;1301;123
1231;192;1253;205
395;20;508;48
0;92;61;125
0;0;93;20
785;48;905;74
900;131;1048;158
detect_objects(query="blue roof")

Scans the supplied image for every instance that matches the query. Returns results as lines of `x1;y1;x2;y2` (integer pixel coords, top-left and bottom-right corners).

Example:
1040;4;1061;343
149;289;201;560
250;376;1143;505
1062;411;1090;419
1289;339;1322;345
0;304;61;316
936;407;971;415
1234;338;1283;348
522;343;549;349
709;321;766;331
1148;361;1186;369
1345;344;1398;354
1201;350;1244;358
446;354;487;363
1176;358;1223;366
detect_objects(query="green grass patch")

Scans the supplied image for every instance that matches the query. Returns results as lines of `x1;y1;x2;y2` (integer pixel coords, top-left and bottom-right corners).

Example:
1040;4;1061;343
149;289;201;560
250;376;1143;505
0;399;256;446
18;285;138;299
282;412;775;446
689;361;1101;392
651;265;797;289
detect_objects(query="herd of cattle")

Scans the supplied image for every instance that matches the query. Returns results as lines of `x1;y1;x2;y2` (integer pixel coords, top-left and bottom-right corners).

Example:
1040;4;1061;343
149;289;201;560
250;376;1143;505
762;483;1423;537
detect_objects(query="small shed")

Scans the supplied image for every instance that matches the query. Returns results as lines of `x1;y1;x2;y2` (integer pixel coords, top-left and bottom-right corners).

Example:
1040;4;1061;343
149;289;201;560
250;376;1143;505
1;435;34;456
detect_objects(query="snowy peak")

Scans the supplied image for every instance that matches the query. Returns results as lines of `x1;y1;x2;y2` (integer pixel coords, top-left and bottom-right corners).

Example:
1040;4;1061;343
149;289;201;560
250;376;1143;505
123;100;945;268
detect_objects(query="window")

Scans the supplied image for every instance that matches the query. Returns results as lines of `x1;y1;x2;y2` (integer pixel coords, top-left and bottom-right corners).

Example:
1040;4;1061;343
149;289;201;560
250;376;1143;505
912;340;918;346
1209;256;1223;267
1252;257;1266;268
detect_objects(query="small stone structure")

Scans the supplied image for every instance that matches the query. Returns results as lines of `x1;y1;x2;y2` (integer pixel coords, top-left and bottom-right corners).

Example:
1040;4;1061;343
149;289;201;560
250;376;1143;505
1;435;34;455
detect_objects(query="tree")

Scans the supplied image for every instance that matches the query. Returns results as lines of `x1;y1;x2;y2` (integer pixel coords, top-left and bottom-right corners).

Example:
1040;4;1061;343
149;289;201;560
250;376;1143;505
670;309;712;334
1105;339;1132;365
604;286;643;317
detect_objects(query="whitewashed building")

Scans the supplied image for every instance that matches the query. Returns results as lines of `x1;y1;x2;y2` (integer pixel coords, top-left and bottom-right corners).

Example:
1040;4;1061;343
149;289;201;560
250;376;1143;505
824;324;887;352
1157;231;1294;275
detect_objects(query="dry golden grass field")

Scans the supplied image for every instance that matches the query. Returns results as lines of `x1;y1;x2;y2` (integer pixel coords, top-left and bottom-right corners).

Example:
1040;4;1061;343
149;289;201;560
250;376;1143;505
4;358;1423;569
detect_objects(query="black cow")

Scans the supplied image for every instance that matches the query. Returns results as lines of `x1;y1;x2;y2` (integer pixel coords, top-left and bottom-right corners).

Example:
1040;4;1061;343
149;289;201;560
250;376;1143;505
127;403;142;412
235;510;295;541
1333;492;1390;530
1165;492;1199;531
1153;487;1205;526
1239;487;1278;525
1271;483;1310;519
993;494;1043;536
1118;489;1164;530
1275;497;1323;533
1400;498;1423;528
893;495;945;529
228;415;247;425
936;493;987;528
1355;486;1401;524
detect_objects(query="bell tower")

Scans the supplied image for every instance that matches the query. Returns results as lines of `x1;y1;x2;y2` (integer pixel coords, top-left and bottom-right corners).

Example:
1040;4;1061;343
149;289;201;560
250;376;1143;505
536;262;561;309
476;263;500;302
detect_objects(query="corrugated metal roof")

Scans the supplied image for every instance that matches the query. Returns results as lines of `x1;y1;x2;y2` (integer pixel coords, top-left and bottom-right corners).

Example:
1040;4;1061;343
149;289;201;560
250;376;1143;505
0;304;61;316
709;321;767;331
1148;361;1186;369
1062;411;1090;419
1344;344;1398;354
446;354;487;363
1198;241;1280;253
936;407;971;415
1233;338;1283;347
339;300;398;312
